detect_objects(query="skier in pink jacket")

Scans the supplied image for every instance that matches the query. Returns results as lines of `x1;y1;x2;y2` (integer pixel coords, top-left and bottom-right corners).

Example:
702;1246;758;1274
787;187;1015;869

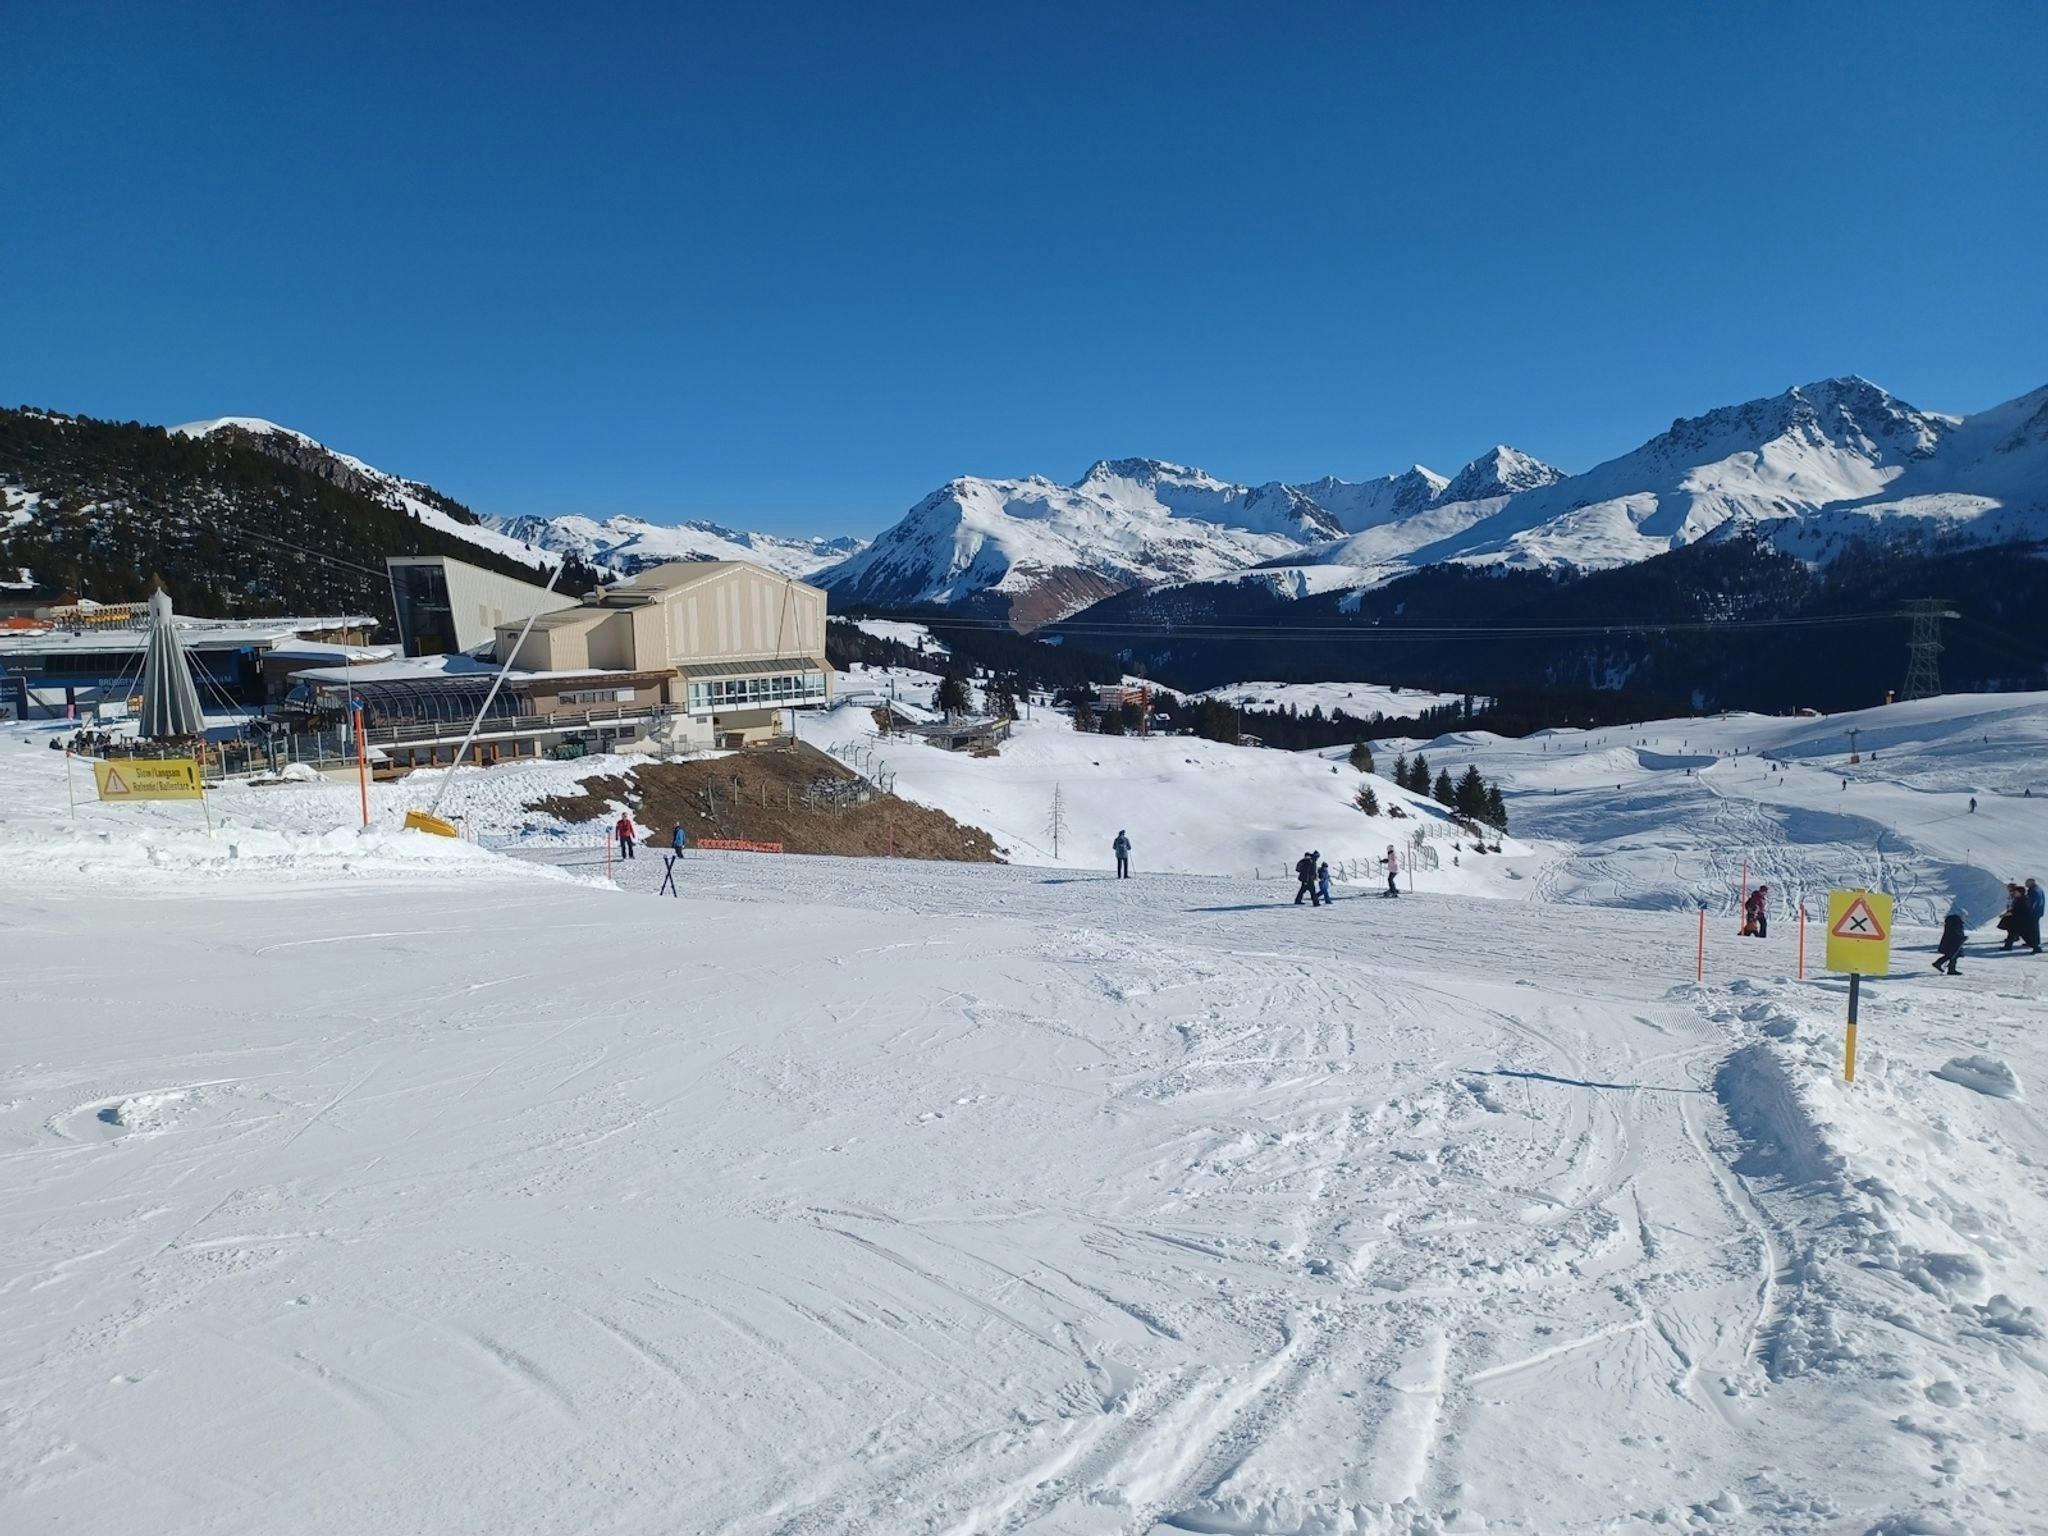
1384;844;1400;897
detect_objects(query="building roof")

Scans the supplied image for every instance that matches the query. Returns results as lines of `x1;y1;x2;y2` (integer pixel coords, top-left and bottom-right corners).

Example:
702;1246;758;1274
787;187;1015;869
0;615;374;659
596;560;823;601
675;655;829;679
506;606;613;634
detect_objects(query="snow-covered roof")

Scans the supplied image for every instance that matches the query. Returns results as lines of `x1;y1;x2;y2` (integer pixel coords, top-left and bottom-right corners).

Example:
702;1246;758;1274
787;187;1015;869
0;615;374;657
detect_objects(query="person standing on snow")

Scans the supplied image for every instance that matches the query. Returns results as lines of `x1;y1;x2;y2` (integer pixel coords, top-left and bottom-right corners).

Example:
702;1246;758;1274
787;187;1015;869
1742;884;1769;939
1998;883;2025;948
671;824;688;857
2022;877;2046;954
615;810;637;861
1384;844;1400;898
1294;851;1321;906
1113;830;1132;879
1317;859;1333;906
1933;907;1967;975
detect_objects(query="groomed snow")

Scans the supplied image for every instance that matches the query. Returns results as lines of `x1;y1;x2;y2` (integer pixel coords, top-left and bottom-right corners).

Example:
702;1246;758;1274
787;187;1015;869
2;695;2045;1533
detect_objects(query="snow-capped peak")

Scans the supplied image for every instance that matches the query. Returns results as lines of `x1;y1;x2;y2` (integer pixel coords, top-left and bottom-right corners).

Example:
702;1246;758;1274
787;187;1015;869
172;417;325;449
1438;445;1566;504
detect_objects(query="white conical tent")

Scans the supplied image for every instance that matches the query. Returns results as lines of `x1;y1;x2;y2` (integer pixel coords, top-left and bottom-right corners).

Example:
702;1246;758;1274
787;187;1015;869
137;589;207;740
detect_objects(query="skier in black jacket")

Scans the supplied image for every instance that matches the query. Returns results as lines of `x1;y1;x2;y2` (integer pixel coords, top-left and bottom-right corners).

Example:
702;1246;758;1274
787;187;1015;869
1294;851;1322;906
1933;908;1966;975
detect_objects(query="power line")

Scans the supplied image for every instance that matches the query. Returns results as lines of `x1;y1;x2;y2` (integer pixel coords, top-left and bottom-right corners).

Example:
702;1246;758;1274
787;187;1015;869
842;607;1904;643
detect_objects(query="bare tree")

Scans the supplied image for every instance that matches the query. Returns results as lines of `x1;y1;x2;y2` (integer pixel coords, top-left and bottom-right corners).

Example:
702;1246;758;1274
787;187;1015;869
1046;781;1069;860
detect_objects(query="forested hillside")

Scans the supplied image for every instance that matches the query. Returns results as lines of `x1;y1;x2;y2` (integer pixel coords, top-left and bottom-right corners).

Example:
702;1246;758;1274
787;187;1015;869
0;409;595;619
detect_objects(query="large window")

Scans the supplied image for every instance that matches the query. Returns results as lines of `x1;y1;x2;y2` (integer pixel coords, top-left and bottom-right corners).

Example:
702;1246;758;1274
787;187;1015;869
685;670;827;714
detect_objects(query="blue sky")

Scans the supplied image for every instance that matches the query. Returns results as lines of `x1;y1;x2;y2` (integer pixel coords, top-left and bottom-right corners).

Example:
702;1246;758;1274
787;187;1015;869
6;2;2044;536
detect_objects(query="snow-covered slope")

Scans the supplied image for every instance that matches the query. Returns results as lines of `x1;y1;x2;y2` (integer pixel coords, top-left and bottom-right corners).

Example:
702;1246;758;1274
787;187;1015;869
489;511;863;579
817;458;1343;627
4;696;2046;1533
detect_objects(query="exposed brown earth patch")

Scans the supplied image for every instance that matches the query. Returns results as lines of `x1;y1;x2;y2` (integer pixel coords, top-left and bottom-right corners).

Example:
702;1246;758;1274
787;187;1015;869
526;742;1001;862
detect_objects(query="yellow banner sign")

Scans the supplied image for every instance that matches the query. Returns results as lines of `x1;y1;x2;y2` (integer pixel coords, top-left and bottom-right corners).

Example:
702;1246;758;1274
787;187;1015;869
1824;888;1894;975
93;758;205;802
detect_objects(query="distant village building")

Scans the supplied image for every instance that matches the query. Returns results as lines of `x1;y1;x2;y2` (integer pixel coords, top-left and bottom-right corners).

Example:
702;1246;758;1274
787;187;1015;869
1095;683;1151;711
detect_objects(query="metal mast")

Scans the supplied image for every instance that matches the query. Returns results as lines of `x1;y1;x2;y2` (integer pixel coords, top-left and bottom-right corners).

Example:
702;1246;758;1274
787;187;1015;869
1898;599;1959;701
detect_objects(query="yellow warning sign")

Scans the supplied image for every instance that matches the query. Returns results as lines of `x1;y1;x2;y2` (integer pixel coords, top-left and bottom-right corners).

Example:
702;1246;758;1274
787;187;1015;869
1824;888;1894;975
93;758;205;802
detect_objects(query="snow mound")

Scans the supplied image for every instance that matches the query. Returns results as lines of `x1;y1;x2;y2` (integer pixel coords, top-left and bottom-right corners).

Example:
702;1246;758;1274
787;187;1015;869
1933;1054;2023;1100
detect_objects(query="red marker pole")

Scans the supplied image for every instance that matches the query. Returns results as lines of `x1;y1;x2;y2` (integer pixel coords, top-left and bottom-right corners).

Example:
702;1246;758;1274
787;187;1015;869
352;701;369;828
1696;904;1707;982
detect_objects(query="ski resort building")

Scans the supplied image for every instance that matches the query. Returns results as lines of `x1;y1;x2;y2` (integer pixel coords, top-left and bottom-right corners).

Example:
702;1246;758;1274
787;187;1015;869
493;561;833;748
280;655;686;769
385;555;581;657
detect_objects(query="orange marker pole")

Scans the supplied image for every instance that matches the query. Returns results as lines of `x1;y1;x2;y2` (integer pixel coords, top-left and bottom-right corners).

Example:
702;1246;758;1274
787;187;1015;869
1696;905;1706;982
352;701;369;828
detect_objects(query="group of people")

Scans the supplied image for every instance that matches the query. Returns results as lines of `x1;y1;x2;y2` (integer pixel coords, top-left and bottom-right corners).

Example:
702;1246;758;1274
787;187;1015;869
1997;877;2044;955
1110;833;1405;905
1292;851;1335;906
611;814;693;861
1932;877;2039;976
1291;845;1403;905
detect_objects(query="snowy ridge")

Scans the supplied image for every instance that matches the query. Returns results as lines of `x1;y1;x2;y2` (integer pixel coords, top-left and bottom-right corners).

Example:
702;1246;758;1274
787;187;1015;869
817;458;1344;625
487;511;863;579
171;417;553;568
169;417;861;580
1256;377;2048;598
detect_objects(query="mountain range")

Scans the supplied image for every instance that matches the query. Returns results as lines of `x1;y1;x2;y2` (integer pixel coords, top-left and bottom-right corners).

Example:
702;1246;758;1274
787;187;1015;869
3;375;2042;658
816;377;2047;625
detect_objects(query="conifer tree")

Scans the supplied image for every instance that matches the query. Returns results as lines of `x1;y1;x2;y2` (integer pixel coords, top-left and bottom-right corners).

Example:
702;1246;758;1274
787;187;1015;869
1485;782;1509;832
1433;768;1456;807
1348;740;1375;774
1454;764;1488;821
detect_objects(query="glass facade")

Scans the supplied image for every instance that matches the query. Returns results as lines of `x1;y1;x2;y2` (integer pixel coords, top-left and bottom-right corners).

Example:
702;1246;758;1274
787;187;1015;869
685;670;828;714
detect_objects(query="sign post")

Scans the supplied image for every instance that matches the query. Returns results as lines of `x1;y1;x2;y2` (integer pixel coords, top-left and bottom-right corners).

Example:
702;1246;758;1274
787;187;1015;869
1824;888;1893;1082
93;757;211;834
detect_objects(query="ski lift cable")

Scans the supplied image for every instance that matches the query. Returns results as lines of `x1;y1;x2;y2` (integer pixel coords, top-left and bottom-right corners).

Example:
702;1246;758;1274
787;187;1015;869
846;607;1904;641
